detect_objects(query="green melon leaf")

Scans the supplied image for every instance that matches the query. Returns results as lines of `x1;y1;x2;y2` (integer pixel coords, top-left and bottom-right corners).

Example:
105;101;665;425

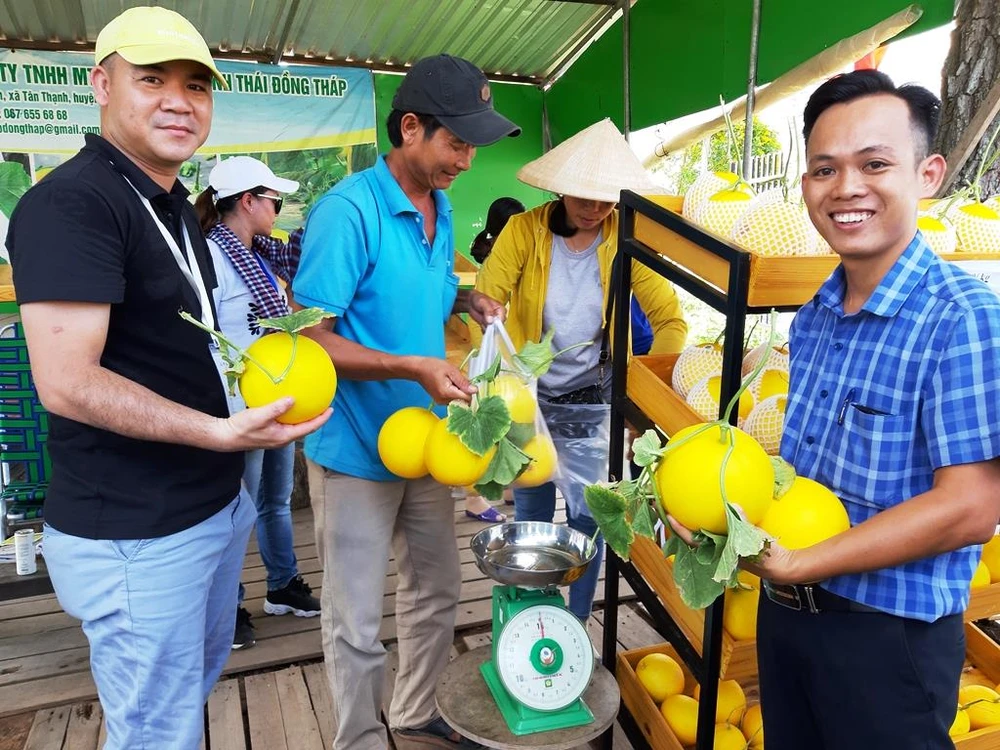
446;396;511;456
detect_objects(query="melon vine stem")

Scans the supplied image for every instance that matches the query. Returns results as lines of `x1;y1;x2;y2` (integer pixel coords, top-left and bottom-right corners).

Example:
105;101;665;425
181;311;285;385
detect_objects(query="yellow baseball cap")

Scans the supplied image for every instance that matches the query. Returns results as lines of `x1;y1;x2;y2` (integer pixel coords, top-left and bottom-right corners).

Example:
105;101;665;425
95;6;228;90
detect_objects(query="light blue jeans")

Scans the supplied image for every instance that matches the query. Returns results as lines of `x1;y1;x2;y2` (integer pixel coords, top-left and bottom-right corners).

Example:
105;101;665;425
43;492;256;750
241;442;297;595
513;482;604;620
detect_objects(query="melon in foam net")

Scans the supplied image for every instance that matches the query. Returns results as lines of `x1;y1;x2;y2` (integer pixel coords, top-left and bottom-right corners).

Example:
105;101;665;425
731;198;816;256
953;201;1000;253
697;185;754;238
671;342;724;399
682;171;739;222
917;214;958;255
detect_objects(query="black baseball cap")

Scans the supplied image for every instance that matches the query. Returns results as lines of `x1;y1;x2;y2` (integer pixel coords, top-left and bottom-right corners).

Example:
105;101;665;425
392;54;521;147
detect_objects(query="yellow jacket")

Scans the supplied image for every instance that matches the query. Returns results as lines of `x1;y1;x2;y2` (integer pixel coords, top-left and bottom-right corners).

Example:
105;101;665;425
474;202;688;356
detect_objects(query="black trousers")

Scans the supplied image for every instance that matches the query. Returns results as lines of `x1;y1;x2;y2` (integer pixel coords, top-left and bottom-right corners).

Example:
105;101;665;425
757;592;965;750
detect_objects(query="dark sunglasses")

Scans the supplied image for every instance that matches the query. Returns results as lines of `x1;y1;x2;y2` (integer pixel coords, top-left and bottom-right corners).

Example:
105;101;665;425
255;193;283;215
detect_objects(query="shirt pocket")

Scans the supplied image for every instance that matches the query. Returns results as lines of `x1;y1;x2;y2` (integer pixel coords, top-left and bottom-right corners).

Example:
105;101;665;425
441;273;459;323
839;406;910;509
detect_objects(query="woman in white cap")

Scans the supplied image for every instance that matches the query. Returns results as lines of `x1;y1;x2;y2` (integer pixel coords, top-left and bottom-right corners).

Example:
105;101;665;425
195;156;321;649
475;119;688;621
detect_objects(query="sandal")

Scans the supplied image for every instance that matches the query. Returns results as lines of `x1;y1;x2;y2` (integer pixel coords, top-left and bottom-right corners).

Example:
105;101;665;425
464;505;507;523
393;716;484;749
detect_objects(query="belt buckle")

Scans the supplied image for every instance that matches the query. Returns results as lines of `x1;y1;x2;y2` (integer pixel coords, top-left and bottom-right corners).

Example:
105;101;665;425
765;583;821;614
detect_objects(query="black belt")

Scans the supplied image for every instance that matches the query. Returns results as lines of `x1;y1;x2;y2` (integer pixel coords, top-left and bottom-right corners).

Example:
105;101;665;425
763;582;882;614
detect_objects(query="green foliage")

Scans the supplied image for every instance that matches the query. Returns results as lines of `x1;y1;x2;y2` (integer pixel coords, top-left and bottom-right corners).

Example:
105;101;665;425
447;396;512;456
707;117;781;173
677;117;781;194
0;161;30;218
259;144;377;219
677;141;703;195
258;307;334;334
474;438;531;501
583;485;635;560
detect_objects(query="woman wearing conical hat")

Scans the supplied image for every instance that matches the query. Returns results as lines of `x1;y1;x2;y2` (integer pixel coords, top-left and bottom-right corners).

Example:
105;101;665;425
475;118;688;621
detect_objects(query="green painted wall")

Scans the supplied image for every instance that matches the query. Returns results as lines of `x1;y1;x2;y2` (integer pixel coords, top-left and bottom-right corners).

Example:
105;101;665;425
374;73;546;260
547;0;956;144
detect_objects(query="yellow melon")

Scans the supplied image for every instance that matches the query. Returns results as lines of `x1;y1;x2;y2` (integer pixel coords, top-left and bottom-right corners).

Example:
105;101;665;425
743;394;786;456
971;560;991;590
746;367;789;403
917;214;958;255
732;200;815;256
953;202;1000;253
742;341;789;376
698;186;754;239
672;342;724;399
687;374;755;425
981;535;1000;583
683;171;739;222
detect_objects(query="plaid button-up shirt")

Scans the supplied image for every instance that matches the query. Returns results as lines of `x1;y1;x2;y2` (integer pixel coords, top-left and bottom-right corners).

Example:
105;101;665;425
780;232;1000;621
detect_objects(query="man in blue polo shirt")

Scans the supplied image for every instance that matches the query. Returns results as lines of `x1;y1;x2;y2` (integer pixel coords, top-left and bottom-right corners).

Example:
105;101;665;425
735;71;1000;748
294;55;518;750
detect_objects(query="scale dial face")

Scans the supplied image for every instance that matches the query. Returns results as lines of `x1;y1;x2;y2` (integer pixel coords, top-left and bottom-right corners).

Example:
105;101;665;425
496;604;594;711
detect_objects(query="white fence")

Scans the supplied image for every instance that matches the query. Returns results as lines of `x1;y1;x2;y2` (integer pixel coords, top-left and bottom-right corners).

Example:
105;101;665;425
730;151;785;192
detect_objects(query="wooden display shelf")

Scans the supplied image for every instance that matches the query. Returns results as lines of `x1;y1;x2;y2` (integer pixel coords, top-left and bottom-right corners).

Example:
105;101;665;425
627;354;702;439
638;195;1000;309
618;624;998;750
618;641;757;750
967;582;1000;622
0;263;13;303
630;536;757;683
957;621;1000;748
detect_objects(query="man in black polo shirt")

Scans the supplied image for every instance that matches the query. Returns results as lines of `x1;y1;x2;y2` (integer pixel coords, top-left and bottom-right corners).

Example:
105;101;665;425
4;7;329;749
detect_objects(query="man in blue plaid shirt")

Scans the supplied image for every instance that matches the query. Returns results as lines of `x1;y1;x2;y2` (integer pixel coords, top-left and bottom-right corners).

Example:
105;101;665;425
742;71;1000;748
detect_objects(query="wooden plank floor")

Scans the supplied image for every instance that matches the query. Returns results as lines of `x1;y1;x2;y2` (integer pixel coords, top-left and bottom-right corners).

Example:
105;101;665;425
0;603;659;750
0;498;651;748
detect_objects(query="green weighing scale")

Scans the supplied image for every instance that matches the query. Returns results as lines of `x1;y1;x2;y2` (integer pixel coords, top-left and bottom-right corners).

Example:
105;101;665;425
470;522;598;736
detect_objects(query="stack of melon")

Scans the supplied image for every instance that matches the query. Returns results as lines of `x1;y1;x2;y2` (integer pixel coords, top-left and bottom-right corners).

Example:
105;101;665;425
683;170;1000;255
633;650;763;749
682;172;829;257
920;196;1000;254
671;337;790;453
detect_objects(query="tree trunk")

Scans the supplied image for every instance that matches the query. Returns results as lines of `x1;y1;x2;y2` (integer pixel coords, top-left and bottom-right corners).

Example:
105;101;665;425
935;0;1000;197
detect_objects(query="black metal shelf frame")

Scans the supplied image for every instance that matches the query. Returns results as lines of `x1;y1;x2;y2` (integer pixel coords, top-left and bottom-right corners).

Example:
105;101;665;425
600;190;774;750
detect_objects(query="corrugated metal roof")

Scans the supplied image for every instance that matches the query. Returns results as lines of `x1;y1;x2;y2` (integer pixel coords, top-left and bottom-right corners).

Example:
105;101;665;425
0;0;621;84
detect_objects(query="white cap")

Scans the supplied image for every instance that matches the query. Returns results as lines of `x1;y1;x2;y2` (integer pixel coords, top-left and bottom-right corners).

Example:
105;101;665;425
209;156;299;199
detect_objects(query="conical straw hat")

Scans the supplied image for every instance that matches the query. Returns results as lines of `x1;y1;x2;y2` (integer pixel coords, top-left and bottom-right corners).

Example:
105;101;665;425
517;118;660;202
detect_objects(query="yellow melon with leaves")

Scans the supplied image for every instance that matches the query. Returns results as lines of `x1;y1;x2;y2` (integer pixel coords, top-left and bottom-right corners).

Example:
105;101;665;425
672;342;724;399
683;171;739;222
953;202;1000;253
743;394;786;456
917;214;958;255
732;200;814;256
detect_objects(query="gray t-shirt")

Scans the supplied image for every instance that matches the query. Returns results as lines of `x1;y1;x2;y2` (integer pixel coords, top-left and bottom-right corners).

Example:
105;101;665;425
538;233;604;398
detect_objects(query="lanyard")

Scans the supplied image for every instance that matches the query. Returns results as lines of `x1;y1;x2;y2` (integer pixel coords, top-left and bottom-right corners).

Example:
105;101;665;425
252;251;280;292
124;180;216;332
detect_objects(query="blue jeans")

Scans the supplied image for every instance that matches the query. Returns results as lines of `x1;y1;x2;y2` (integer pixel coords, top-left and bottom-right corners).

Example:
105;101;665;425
43;492;256;750
241;442;298;595
513;482;604;620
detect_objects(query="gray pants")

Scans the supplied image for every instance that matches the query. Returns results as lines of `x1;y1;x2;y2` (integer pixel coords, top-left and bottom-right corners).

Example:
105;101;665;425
307;460;461;750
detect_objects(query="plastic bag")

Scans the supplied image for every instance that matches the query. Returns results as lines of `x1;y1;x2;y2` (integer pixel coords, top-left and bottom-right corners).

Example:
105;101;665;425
469;320;560;490
538;399;611;521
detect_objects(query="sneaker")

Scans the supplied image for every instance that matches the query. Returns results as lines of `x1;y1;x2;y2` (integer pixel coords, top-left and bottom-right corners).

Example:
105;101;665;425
263;575;321;617
232;607;256;650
